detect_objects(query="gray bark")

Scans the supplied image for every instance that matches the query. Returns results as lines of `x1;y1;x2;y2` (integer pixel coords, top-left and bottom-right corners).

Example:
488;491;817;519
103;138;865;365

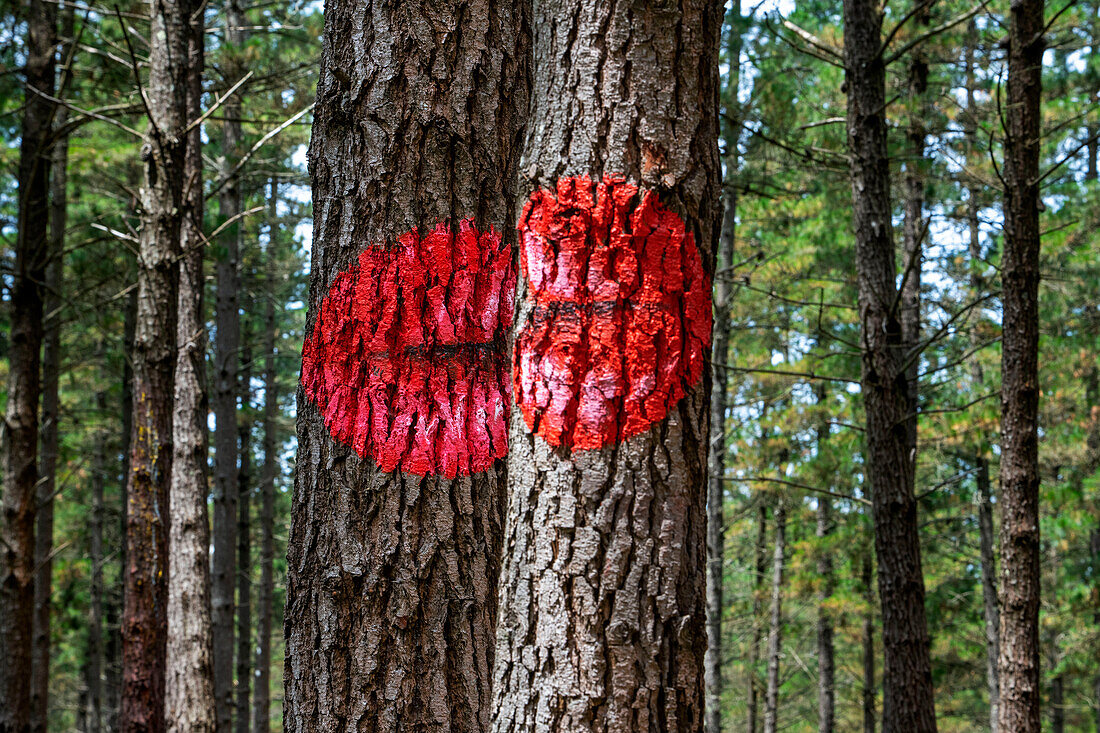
166;4;216;730
490;1;721;730
762;498;785;733
285;0;529;730
748;503;767;733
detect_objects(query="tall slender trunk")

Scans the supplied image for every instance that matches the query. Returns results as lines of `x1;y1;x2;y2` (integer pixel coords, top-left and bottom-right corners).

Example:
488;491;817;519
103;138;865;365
816;497;835;733
107;286;138;733
1047;538;1064;733
31;32;72;724
1;0;56;723
997;0;1044;730
762;498;786;733
842;0;937;727
121;0;190;725
213;2;247;727
491;1;720;729
87;383;107;733
236;337;253;733
748;503;768;733
285;0;528;728
862;547;876;733
252;181;279;733
166;2;215;729
964;31;1001;731
706;14;744;733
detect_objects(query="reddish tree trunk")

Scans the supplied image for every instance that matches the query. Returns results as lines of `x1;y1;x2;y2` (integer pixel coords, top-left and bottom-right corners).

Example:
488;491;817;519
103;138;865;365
997;0;1045;730
285;0;528;729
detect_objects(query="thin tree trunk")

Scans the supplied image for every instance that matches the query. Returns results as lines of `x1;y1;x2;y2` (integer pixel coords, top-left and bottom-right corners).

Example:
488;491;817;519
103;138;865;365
763;498;786;733
31;46;71;729
748;503;768;733
997;0;1044;730
842;0;937;728
213;1;247;727
1;0;56;722
706;12;742;729
236;336;253;733
1048;538;1064;733
87;383;107;733
964;31;1001;731
491;1;720;730
165;3;215;729
121;0;190;725
252;181;279;733
816;493;835;732
862;548;876;733
285;0;528;729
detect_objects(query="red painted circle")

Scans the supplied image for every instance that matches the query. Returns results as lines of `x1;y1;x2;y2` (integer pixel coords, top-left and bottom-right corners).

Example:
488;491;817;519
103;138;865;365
301;220;514;478
514;175;712;450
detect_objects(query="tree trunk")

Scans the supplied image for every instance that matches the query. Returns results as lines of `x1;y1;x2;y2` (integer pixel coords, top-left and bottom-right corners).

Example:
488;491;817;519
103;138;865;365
816;497;835;733
121;0;190;726
213;1;247;727
166;3;215;730
285;0;528;729
491;2;720;730
31;44;71;729
862;548;876;733
762;498;786;733
749;503;768;733
706;12;743;733
997;0;1044;730
236;336;253;733
1;0;56;722
842;0;937;728
252;182;279;733
87;383;107;733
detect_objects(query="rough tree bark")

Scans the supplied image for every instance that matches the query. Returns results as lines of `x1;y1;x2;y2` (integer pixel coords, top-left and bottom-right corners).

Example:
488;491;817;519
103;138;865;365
490;2;721;731
996;0;1044;730
213;1;247;727
749;503;768;733
285;0;528;729
120;0;190;725
165;3;216;730
1;0;55;724
706;11;743;733
252;182;279;733
861;547;876;733
31;15;72;719
842;0;937;728
236;335;253;733
762;498;786;733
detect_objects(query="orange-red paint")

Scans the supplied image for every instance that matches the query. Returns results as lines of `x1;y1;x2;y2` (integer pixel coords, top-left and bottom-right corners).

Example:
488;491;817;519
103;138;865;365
301;220;514;478
515;174;711;450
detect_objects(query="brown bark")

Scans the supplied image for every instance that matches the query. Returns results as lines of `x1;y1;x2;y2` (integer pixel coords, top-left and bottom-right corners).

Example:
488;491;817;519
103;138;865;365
31;32;71;724
252;184;278;733
1;0;56;723
842;0;937;728
121;0;190;726
213;2;247;727
87;384;107;733
285;0;528;729
816;497;835;733
748;503;768;733
996;0;1044;730
706;13;743;733
236;336;253;733
490;2;720;730
166;3;215;730
762;498;786;733
861;547;876;733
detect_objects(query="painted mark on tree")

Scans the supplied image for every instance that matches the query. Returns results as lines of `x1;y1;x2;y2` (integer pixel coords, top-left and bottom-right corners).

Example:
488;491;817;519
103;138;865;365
301;220;514;478
514;174;712;450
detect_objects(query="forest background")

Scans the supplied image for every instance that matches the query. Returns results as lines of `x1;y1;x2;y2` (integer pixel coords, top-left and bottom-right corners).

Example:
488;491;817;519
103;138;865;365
1;0;1098;730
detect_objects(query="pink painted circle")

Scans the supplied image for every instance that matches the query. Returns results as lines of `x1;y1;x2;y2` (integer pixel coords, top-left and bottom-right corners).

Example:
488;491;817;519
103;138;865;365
301;220;514;478
514;175;712;450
